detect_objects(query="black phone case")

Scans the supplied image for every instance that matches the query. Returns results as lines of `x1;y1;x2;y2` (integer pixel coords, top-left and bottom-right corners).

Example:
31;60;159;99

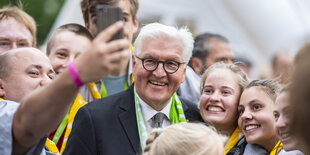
96;5;123;40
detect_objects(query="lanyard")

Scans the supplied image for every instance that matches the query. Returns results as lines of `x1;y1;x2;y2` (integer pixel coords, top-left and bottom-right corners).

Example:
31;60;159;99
134;86;186;150
88;82;101;100
45;138;60;154
270;141;283;155
89;77;129;99
52;112;69;144
60;93;87;153
52;94;86;147
130;45;135;83
225;127;243;154
101;77;129;98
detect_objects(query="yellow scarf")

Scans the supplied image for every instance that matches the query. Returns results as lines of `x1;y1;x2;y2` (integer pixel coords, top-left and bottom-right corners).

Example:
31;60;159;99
270;141;283;155
0;98;3;100
59;93;87;153
225;127;244;154
45;138;60;154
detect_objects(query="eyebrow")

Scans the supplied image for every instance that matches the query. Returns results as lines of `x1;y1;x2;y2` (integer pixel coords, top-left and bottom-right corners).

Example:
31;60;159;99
202;85;212;90
247;99;260;106
203;85;234;90
29;64;42;70
55;48;69;52
0;38;10;41
17;39;30;43
26;64;55;74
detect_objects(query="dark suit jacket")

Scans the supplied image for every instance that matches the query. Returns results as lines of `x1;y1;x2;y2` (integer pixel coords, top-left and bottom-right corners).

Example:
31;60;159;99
63;85;203;155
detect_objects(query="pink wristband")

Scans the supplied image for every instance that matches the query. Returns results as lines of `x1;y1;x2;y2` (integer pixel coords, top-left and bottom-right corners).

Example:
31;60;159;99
68;61;84;88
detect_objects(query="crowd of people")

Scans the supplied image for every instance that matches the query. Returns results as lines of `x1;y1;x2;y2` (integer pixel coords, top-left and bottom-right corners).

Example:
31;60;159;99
0;0;309;155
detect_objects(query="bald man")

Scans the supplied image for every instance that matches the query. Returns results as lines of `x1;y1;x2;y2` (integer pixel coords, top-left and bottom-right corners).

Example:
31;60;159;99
0;21;129;154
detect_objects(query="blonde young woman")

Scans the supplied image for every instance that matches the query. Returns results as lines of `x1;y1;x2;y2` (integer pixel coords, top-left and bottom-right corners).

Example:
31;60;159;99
238;80;283;154
199;63;249;154
143;123;226;155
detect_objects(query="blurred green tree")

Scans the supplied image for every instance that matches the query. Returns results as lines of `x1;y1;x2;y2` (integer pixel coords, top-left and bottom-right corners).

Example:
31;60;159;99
0;0;65;46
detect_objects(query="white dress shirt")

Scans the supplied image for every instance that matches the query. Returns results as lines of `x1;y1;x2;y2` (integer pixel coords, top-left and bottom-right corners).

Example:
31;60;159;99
136;95;172;134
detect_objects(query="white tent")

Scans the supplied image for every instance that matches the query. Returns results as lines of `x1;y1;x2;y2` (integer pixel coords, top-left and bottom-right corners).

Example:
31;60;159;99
47;0;310;78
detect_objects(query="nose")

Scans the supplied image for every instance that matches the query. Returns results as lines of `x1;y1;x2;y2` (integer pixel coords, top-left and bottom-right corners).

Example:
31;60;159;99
275;115;287;129
209;91;220;103
11;42;18;49
240;108;252;121
40;75;52;86
153;63;166;78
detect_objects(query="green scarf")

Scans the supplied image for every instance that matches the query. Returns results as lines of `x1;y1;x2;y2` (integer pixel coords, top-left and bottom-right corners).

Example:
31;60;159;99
134;86;186;150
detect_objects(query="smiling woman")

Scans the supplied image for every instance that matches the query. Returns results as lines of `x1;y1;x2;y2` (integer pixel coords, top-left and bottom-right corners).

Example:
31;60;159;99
238;80;282;154
199;62;249;154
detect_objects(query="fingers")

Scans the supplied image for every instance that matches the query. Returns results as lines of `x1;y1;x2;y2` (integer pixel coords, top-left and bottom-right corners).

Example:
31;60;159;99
108;49;130;63
95;21;124;42
104;39;130;54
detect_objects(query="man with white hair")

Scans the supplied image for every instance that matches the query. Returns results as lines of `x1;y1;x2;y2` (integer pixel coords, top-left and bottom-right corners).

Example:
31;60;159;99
64;23;203;155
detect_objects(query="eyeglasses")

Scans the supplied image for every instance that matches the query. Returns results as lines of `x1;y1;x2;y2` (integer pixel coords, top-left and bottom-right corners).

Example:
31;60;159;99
135;56;186;74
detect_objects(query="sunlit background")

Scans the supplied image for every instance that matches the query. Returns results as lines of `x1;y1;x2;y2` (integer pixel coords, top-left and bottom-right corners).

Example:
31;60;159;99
1;0;310;79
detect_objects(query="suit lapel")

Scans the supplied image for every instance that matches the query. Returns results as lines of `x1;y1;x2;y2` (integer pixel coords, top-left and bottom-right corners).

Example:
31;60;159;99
118;86;140;153
181;99;189;113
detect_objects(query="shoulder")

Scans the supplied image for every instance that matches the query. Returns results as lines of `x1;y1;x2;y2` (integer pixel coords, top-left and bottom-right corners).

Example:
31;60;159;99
81;85;135;116
278;150;304;155
180;97;197;109
179;97;203;122
0;100;19;155
0;100;19;117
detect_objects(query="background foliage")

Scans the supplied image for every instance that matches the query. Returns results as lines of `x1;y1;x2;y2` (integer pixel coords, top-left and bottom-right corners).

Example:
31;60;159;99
0;0;65;46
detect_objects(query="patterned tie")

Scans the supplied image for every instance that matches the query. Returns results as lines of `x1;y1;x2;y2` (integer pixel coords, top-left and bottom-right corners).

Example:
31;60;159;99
152;112;165;128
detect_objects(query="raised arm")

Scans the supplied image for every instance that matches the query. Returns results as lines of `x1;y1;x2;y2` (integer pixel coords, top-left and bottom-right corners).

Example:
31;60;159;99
12;21;129;155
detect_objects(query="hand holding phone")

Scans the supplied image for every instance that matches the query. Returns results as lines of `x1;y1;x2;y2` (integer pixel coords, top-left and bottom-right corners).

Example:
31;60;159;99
96;5;123;41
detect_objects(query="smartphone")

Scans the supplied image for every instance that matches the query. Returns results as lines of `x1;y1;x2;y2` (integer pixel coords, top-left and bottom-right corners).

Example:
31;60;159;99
95;5;123;40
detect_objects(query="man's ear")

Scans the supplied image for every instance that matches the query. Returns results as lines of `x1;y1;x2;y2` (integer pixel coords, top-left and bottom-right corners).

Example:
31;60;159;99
132;55;136;73
133;16;139;33
191;57;203;75
0;79;6;99
85;21;89;30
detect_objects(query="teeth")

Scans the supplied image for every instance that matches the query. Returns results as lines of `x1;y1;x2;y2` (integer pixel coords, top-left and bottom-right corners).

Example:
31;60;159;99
208;106;223;112
150;81;166;86
245;125;259;131
281;133;289;139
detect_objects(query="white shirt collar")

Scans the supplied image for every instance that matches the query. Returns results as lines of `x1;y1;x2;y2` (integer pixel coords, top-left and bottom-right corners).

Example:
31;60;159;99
137;95;172;121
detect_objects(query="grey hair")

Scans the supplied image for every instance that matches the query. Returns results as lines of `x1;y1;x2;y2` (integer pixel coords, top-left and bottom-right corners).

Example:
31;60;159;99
133;23;194;63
